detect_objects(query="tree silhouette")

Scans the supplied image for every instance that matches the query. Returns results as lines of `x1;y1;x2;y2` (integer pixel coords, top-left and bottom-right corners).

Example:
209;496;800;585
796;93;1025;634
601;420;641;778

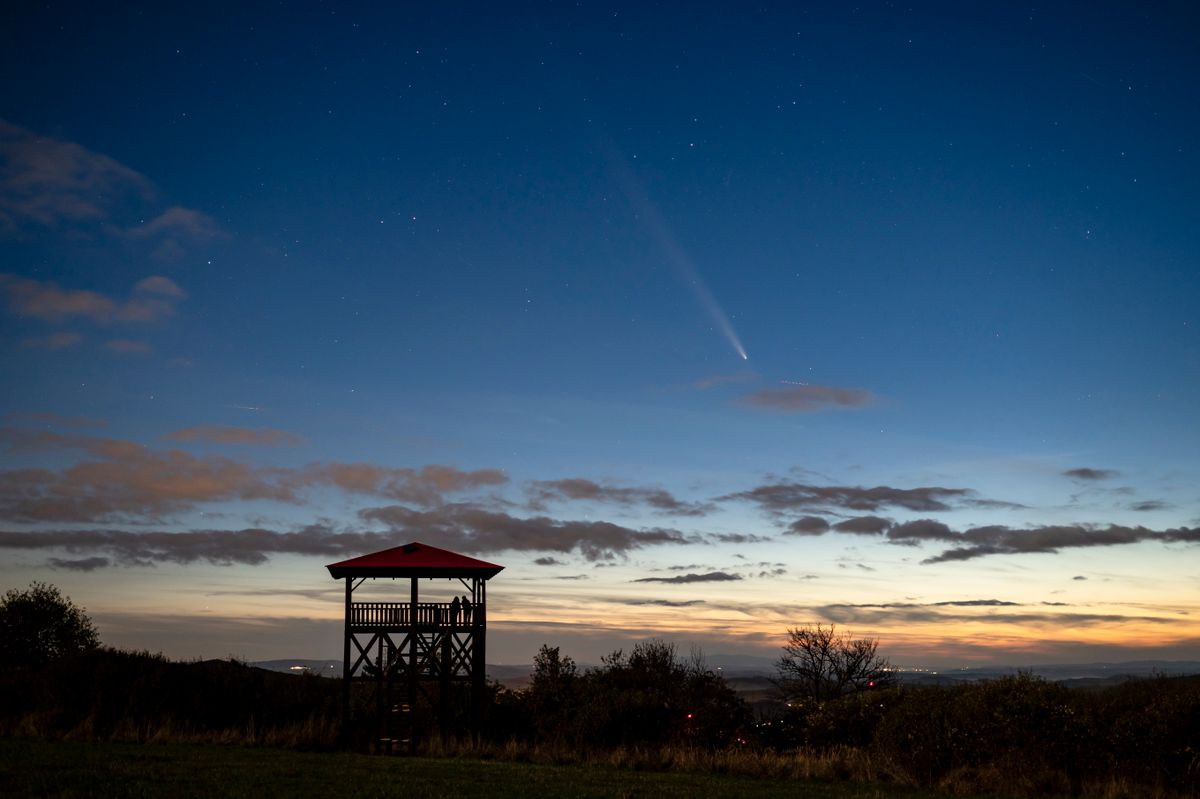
0;582;100;669
525;644;580;741
775;623;894;702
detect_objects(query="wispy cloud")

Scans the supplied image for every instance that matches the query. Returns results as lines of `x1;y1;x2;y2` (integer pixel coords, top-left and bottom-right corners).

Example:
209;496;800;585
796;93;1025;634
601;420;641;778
708;532;772;544
0;507;686;568
816;602;1179;627
360;503;690;562
632;571;742;584
741;384;875;412
527;477;711;516
618;598;707;606
0;428;507;522
125;206;223;241
0;119;153;230
0;524;357;567
48;556;110;571
0;120;222;247
289;463;508;506
826;599;1021;610
1063;467;1120;481
0;273;186;324
722;481;976;513
10;520;663;570
884;520;1200;563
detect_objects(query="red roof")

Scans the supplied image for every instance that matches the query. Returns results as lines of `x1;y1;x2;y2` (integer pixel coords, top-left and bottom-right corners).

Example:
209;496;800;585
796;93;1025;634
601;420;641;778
326;541;504;579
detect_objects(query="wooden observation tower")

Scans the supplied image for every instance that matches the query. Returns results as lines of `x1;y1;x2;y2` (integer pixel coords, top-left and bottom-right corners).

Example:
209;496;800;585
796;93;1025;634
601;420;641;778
327;542;504;752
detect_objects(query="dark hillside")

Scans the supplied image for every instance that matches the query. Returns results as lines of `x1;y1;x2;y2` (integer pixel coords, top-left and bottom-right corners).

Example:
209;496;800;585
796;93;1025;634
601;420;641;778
0;648;340;747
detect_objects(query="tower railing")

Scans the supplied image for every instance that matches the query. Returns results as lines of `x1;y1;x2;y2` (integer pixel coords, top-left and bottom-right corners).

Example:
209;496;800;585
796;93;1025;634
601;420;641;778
349;600;480;629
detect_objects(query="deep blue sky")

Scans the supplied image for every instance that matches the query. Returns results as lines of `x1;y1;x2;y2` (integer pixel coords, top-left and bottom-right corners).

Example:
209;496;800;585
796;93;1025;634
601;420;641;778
1;2;1197;665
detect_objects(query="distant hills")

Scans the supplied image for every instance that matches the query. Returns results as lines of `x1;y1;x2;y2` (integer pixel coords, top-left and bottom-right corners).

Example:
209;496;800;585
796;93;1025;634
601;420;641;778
251;656;1200;691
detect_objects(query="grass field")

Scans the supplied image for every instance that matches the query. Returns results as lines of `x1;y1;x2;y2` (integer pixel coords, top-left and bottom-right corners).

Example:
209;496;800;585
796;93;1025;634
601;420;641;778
0;738;941;799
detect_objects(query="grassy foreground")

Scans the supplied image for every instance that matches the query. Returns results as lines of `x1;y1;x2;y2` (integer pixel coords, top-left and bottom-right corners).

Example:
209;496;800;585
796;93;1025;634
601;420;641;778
0;738;938;799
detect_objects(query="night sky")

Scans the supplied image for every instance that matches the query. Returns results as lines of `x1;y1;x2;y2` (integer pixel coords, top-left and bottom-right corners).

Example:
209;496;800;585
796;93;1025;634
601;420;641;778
2;2;1197;667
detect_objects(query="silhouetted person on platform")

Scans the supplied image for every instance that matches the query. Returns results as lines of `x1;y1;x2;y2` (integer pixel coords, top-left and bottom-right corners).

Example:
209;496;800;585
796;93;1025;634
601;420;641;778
450;595;461;624
461;596;472;623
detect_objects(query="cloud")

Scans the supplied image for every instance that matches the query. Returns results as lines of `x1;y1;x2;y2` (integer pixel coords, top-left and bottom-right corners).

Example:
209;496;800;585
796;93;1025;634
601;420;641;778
741;384;875;412
0;428;290;521
1130;500;1170;512
826;599;1021;610
886;519;956;542
359;503;689;562
0;120;222;247
933;599;1020;607
48;556;110;571
905;522;1200;563
619;598;706;607
2;274;117;322
0;524;364;567
0;119;154;229
125;206;223;241
0;428;508;522
533;557;565;566
0;273;186;324
163;425;303;447
832;515;892;534
290;463;507;506
708;533;771;544
1072;575;1088;581
1063;468;1120;481
723;482;975;513
816;602;1178;627
771;513;1200;564
633;571;742;584
965;498;1029;510
786;516;831;535
132;275;187;297
526;477;711;516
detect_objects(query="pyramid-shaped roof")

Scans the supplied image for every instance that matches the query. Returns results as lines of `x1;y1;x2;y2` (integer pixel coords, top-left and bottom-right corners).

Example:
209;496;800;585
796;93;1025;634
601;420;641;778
326;541;504;579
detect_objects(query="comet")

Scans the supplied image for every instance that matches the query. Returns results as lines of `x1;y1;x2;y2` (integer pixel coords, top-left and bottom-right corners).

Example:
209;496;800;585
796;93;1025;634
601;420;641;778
606;150;749;362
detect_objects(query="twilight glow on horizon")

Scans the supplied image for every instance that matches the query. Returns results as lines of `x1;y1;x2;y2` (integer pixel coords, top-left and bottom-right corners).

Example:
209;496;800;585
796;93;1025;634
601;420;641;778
1;3;1197;668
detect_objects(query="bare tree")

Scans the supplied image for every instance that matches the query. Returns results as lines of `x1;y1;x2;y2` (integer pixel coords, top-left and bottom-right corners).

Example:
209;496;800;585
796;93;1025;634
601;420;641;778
775;624;895;702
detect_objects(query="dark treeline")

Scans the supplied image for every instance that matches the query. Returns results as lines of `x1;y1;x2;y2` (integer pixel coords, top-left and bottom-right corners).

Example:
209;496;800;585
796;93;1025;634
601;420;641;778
760;672;1200;796
1;645;1198;797
487;642;750;749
